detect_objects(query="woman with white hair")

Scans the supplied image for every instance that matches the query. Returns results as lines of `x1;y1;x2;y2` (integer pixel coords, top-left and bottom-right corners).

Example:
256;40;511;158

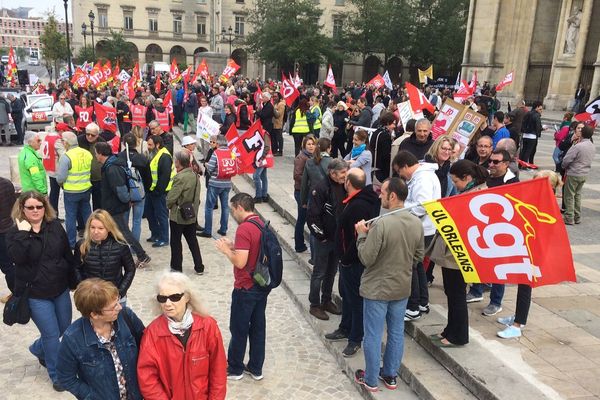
137;272;227;400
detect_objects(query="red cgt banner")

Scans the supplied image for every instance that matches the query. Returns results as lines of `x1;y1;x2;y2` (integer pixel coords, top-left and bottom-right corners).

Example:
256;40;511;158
423;178;575;287
94;102;117;133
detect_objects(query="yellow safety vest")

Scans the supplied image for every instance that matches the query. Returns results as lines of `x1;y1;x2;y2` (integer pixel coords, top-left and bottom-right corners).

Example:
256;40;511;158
292;109;310;134
310;105;322;130
150;147;176;192
63;147;93;192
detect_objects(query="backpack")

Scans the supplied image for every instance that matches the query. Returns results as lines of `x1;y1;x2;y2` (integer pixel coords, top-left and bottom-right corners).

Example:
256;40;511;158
247;219;283;290
124;143;146;202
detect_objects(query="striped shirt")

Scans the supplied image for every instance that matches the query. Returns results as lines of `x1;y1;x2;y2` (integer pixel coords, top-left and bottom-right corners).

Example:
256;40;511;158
207;147;232;189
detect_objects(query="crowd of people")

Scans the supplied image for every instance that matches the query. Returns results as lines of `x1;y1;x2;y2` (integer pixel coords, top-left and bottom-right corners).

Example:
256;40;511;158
0;67;595;396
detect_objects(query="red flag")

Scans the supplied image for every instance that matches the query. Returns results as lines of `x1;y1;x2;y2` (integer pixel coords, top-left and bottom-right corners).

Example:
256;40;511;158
423;178;575;287
219;59;240;83
163;90;174;129
183;66;192;102
89;62;104;88
453;79;474;103
93;103;117;133
405;82;435;114
367;74;386;89
71;67;88;89
102;60;112;85
226;120;273;173
468;70;478;92
169;58;180;83
132;62;141;85
192;59;209;82
112;60;120;82
495;71;514;92
324;64;337;93
6;47;17;83
280;74;299;107
254;81;263;107
122;78;136;101
574;95;600;127
155;73;162;94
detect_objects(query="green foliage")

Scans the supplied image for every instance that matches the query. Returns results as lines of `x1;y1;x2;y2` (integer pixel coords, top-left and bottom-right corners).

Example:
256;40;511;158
39;16;68;66
75;46;96;65
244;0;342;71
97;30;136;68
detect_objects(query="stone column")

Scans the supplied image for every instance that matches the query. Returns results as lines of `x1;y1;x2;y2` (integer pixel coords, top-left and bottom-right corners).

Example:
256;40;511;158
461;0;477;78
487;0;502;67
590;43;600;98
544;0;593;110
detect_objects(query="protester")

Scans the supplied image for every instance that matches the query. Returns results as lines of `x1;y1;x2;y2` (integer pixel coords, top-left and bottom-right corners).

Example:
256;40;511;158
344;130;373;186
146;134;175;247
495;137;520;178
78;122;106;210
6;191;75;392
210;85;224;123
7;93;24;145
74;209;136;300
252;131;271;203
369;112;395;190
308;95;322;137
272;92;286;156
148;119;174;155
398;118;434;160
0;93;11;145
519;101;543;168
220;104;237;135
52;94;74;121
167;150;204;274
56;279;144;399
0;177;16;298
215;193;269;381
43;126;66;218
18;131;47;195
255;92;275;139
293;135;316;252
332;101;349;158
354;178;424;391
320;101;336;139
562;125;595;225
347;97;372;129
138;272;227;399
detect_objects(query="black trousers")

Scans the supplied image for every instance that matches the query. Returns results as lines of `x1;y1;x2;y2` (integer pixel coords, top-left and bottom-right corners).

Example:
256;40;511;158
441;267;469;345
407;235;432;311
331;132;348;159
169;220;204;272
91;180;102;210
520;137;538;164
271;129;283;154
515;284;532;325
292;134;304;156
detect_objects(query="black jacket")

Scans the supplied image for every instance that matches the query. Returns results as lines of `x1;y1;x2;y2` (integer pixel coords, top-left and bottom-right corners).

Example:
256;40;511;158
100;155;130;215
256;101;274;133
74;235;136;297
521;110;542;137
333;110;347;138
506;122;520;145
337;187;380;266
10;98;24;115
159;132;174;156
307;177;345;242
398;133;434;160
220;112;237;135
118;149;152;191
369;127;392;182
6;220;75;298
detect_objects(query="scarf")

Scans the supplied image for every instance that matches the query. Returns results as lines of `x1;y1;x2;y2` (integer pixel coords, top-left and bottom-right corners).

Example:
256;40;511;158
351;144;366;159
166;307;194;336
302;149;312;158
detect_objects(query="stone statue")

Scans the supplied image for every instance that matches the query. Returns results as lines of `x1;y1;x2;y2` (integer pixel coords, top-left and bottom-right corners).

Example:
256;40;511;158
564;8;582;54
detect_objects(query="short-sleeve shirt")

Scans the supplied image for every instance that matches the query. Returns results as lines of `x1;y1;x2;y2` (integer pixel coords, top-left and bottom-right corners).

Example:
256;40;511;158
233;214;263;290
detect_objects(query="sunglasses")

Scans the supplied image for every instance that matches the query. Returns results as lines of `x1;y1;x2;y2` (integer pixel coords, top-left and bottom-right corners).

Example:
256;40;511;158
488;159;507;165
24;205;44;210
156;293;185;303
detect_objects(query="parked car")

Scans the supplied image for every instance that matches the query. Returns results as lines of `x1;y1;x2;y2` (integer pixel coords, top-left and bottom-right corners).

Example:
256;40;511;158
0;55;8;64
24;94;53;131
28;57;39;66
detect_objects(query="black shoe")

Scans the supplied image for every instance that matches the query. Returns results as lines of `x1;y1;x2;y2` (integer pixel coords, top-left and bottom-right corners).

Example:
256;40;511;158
295;246;308;253
254;197;262;204
152;241;168;248
262;195;269;202
322;301;342;315
196;224;204;231
146;237;158;243
137;255;151;269
379;369;397;390
325;328;348;341
197;231;212;238
217;230;227;236
38;358;46;368
342;342;361;357
53;384;66;392
308;259;314;265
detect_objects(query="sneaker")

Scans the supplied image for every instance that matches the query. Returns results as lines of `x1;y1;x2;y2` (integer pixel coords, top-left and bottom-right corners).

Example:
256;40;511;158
244;366;264;381
404;309;421;322
482;304;503;316
497;315;515;326
563;217;574;225
227;371;244;381
217;230;227;236
354;369;378;392
146;237;158;243
325;328;348;341
152;241;168;248
309;305;329;320
342;343;361;357
466;293;483;303
322;301;342;315
575;219;581;225
497;325;522;339
378;370;397;390
137;255;151;269
197;231;212;238
419;304;430;314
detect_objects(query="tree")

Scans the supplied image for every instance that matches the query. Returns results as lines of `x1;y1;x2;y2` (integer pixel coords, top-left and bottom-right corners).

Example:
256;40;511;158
39;15;68;82
75;46;95;64
97;30;136;68
16;48;28;62
245;0;341;74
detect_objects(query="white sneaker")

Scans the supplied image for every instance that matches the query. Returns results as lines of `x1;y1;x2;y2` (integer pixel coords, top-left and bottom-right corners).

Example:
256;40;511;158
244;367;264;381
497;325;522;339
497;315;515;326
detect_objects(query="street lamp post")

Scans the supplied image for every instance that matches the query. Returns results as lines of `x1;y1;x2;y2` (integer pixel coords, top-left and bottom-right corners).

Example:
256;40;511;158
63;0;72;79
88;10;95;60
81;23;87;51
220;26;234;57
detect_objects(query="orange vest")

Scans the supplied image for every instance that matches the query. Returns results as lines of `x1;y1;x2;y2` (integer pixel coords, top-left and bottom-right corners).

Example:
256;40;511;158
153;108;170;132
131;104;147;128
75;105;93;130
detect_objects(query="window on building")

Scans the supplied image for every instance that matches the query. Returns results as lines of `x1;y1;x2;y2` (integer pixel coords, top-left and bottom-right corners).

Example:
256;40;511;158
173;15;182;34
236;0;245;3
197;0;207;3
124;12;133;30
333;17;343;39
234;16;244;36
335;0;345;4
149;18;158;32
196;15;206;35
98;10;108;28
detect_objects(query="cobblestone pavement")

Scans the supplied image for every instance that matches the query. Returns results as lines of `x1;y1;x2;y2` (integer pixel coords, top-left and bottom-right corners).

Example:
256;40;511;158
0;144;363;400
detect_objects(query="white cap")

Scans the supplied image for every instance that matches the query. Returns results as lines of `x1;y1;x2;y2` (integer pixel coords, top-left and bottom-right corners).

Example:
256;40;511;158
181;135;196;146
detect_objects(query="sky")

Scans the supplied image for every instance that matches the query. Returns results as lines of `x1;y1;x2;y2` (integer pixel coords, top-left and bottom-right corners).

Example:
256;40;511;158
1;0;72;21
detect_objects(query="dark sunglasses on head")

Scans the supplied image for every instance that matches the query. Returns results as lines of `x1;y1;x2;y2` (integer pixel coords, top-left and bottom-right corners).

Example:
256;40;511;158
24;205;44;210
488;159;507;165
156;293;185;303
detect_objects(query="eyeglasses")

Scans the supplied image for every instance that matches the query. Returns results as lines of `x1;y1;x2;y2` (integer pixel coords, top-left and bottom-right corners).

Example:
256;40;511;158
156;293;185;303
59;97;66;100
488;159;507;165
24;205;44;210
440;147;453;152
477;144;491;148
86;133;98;137
102;297;122;312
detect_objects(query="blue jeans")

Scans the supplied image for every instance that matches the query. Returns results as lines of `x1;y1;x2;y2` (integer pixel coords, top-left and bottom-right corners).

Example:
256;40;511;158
204;185;230;234
28;289;72;384
339;262;364;345
146;192;169;242
293;190;307;251
64;190;92;248
228;286;268;375
363;298;408;386
469;283;505;307
253;167;268;198
125;200;145;242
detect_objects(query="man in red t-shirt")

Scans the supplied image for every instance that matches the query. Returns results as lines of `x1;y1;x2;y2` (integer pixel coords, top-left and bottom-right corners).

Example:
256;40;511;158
215;192;268;382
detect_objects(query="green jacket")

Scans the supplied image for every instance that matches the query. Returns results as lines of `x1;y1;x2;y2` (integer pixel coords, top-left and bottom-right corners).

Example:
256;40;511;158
18;145;47;194
166;167;201;225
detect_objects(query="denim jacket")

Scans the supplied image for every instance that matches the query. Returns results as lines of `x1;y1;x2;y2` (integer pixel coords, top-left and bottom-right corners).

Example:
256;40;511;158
57;307;145;400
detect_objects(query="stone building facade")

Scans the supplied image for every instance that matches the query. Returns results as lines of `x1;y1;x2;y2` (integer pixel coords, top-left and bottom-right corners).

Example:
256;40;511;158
462;0;600;110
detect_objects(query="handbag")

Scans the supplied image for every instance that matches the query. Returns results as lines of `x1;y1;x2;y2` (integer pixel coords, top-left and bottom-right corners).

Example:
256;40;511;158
178;174;199;221
3;229;47;326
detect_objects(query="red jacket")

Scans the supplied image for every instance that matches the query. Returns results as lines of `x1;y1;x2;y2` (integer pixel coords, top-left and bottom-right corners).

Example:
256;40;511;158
137;313;227;400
